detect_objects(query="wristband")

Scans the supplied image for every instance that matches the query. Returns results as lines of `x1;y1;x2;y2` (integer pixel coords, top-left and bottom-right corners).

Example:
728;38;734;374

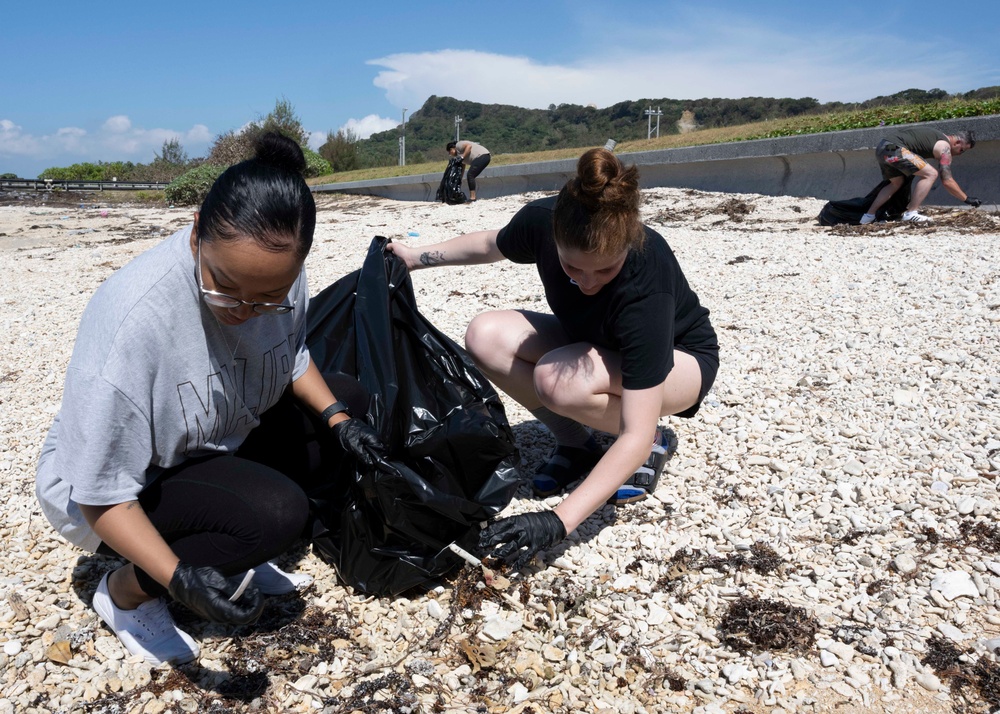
320;401;351;425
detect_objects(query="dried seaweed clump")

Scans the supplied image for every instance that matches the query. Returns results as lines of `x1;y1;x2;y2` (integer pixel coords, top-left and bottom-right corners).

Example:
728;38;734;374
325;672;416;713
717;596;818;653
714;198;755;222
959;519;1000;554
922;635;1000;710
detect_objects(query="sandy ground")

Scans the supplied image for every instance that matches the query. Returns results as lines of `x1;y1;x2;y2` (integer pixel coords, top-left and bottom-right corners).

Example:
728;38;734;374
1;186;999;713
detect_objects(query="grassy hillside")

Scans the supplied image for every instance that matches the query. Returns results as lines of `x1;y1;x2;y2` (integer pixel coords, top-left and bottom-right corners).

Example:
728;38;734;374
310;97;1000;186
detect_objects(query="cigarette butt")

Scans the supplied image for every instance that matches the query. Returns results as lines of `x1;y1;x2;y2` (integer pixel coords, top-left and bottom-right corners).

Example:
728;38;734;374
229;568;255;602
446;542;481;567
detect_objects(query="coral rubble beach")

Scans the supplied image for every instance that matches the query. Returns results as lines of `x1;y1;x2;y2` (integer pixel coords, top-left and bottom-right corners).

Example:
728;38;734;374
1;187;999;713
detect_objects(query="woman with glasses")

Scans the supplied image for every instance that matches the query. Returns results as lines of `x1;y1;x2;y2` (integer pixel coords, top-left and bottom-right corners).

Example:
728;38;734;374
35;133;386;666
388;147;718;571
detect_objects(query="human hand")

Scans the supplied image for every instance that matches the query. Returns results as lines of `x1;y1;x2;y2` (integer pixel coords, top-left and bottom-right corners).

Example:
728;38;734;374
384;241;422;271
478;511;567;571
331;418;388;468
964;197;982;208
167;563;264;624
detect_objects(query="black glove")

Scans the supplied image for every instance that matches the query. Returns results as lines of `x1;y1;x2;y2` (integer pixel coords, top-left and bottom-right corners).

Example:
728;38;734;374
167;563;264;625
965;197;982;208
331;418;388;468
478;511;567;570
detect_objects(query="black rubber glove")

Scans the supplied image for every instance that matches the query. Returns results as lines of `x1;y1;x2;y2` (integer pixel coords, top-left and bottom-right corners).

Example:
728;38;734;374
478;511;567;570
964;197;982;208
331;418;389;468
167;563;264;625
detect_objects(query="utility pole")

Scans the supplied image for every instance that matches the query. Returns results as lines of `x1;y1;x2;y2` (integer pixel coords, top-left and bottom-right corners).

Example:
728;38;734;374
399;108;408;166
454;115;462;142
645;106;663;139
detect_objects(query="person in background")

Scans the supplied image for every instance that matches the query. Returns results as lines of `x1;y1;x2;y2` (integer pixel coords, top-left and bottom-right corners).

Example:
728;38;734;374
35;133;387;666
447;139;491;202
860;128;979;224
387;147;718;570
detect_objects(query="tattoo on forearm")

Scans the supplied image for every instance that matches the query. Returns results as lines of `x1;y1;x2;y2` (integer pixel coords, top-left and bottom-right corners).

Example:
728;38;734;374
419;251;446;266
940;164;954;182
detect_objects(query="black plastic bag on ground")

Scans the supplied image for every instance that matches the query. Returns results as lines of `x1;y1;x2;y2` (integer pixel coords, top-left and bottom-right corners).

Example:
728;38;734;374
435;156;468;204
305;236;520;596
818;176;913;226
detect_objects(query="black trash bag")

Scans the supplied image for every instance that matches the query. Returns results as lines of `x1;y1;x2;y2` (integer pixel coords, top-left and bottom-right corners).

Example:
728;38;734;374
818;176;913;226
305;236;520;596
435;155;468;205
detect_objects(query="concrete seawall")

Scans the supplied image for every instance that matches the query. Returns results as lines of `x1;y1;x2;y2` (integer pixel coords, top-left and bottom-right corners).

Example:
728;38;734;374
313;115;1000;206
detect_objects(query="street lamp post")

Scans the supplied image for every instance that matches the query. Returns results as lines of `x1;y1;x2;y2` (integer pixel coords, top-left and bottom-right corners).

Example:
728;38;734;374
454;115;462;142
399;108;408;166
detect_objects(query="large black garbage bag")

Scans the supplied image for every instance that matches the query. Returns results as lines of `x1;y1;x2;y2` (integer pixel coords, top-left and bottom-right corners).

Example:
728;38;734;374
435;155;468;204
818;176;913;226
305;236;520;596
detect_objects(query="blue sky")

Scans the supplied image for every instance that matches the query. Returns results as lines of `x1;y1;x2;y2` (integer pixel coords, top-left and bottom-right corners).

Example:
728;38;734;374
2;0;998;178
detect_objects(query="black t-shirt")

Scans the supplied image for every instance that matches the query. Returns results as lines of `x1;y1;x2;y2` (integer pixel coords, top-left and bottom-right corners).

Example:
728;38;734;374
496;196;718;390
893;127;947;159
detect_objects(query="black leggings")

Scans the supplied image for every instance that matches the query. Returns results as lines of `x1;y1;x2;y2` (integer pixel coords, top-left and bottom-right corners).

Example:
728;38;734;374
465;153;491;191
97;373;368;597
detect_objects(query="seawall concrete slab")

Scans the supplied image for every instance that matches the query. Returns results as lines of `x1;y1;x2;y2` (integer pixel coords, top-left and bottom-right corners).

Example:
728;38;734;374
313;115;1000;206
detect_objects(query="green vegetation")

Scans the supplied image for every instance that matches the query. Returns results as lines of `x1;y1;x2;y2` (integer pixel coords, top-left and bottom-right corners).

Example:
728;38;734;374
311;92;1000;185
164;163;225;206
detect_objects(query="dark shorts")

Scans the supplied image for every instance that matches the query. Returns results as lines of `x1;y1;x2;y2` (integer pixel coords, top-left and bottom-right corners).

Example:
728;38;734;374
674;344;719;418
876;139;928;180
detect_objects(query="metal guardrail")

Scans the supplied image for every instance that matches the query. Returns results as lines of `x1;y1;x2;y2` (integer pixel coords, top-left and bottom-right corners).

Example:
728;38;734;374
0;179;170;192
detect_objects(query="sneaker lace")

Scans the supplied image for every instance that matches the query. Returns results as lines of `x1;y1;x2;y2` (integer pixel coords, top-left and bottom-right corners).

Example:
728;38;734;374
131;599;176;641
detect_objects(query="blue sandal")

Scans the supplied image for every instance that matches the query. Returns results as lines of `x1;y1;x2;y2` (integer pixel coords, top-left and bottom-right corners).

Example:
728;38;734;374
610;428;678;505
532;444;604;497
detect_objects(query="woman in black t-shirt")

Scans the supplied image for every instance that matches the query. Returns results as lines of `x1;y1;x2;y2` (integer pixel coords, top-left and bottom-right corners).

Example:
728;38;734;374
387;148;718;569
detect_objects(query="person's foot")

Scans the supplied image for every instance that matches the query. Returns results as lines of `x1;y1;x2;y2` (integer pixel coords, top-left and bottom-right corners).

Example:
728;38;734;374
92;572;199;666
532;442;604;497
609;427;679;505
902;210;932;224
859;213;876;225
250;562;314;595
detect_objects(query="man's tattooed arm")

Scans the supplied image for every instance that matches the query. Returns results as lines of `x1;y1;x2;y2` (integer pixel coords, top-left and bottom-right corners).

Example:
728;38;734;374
419;250;447;266
939;147;954;182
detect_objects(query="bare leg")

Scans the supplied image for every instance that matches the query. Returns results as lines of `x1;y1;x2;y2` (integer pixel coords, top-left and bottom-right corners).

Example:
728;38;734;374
867;176;904;215
533;344;703;436
464;310;570;410
109;564;156;610
907;164;939;211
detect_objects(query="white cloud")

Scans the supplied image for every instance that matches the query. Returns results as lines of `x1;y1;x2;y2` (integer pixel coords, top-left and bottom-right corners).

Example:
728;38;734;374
103;115;132;133
0;116;214;170
367;15;983;110
340;114;398;140
306;130;326;151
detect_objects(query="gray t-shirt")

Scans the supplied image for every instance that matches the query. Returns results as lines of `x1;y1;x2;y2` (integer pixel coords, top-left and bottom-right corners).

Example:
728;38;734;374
35;226;311;552
455;140;489;164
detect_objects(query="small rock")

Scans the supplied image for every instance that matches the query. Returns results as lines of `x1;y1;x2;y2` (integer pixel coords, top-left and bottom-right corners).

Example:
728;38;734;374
916;672;942;691
892;554;917;574
893;389;917;406
825;641;855;663
426;600;445;620
510;682;530;703
482;614;522;641
542;645;566;662
722;663;752;683
931;571;979;601
820;650;838;667
2;641;21;656
937;623;970;641
957;498;976;516
842;460;865;476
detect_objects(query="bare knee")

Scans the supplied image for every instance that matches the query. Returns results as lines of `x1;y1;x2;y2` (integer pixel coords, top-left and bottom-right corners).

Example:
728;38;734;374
464;313;510;370
533;352;589;411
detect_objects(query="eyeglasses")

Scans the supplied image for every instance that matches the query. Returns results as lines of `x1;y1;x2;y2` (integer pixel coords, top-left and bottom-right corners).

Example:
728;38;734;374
197;241;294;315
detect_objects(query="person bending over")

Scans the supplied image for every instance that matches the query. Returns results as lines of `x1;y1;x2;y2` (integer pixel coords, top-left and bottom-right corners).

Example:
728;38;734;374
387;147;718;570
447;139;491;202
860;128;978;224
35;133;387;666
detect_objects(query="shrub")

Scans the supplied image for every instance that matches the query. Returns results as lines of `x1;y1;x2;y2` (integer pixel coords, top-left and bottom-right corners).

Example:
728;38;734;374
302;148;332;178
165;163;226;206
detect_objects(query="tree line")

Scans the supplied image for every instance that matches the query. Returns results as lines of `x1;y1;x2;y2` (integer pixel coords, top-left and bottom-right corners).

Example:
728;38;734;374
334;87;1000;170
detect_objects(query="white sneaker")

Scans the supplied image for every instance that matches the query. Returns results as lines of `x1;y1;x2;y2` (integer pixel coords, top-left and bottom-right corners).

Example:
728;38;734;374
859;213;876;225
903;210;931;223
250;562;314;595
92;572;199;666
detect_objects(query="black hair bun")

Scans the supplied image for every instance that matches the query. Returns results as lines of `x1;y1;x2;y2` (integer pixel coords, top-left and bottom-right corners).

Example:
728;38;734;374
255;132;307;175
